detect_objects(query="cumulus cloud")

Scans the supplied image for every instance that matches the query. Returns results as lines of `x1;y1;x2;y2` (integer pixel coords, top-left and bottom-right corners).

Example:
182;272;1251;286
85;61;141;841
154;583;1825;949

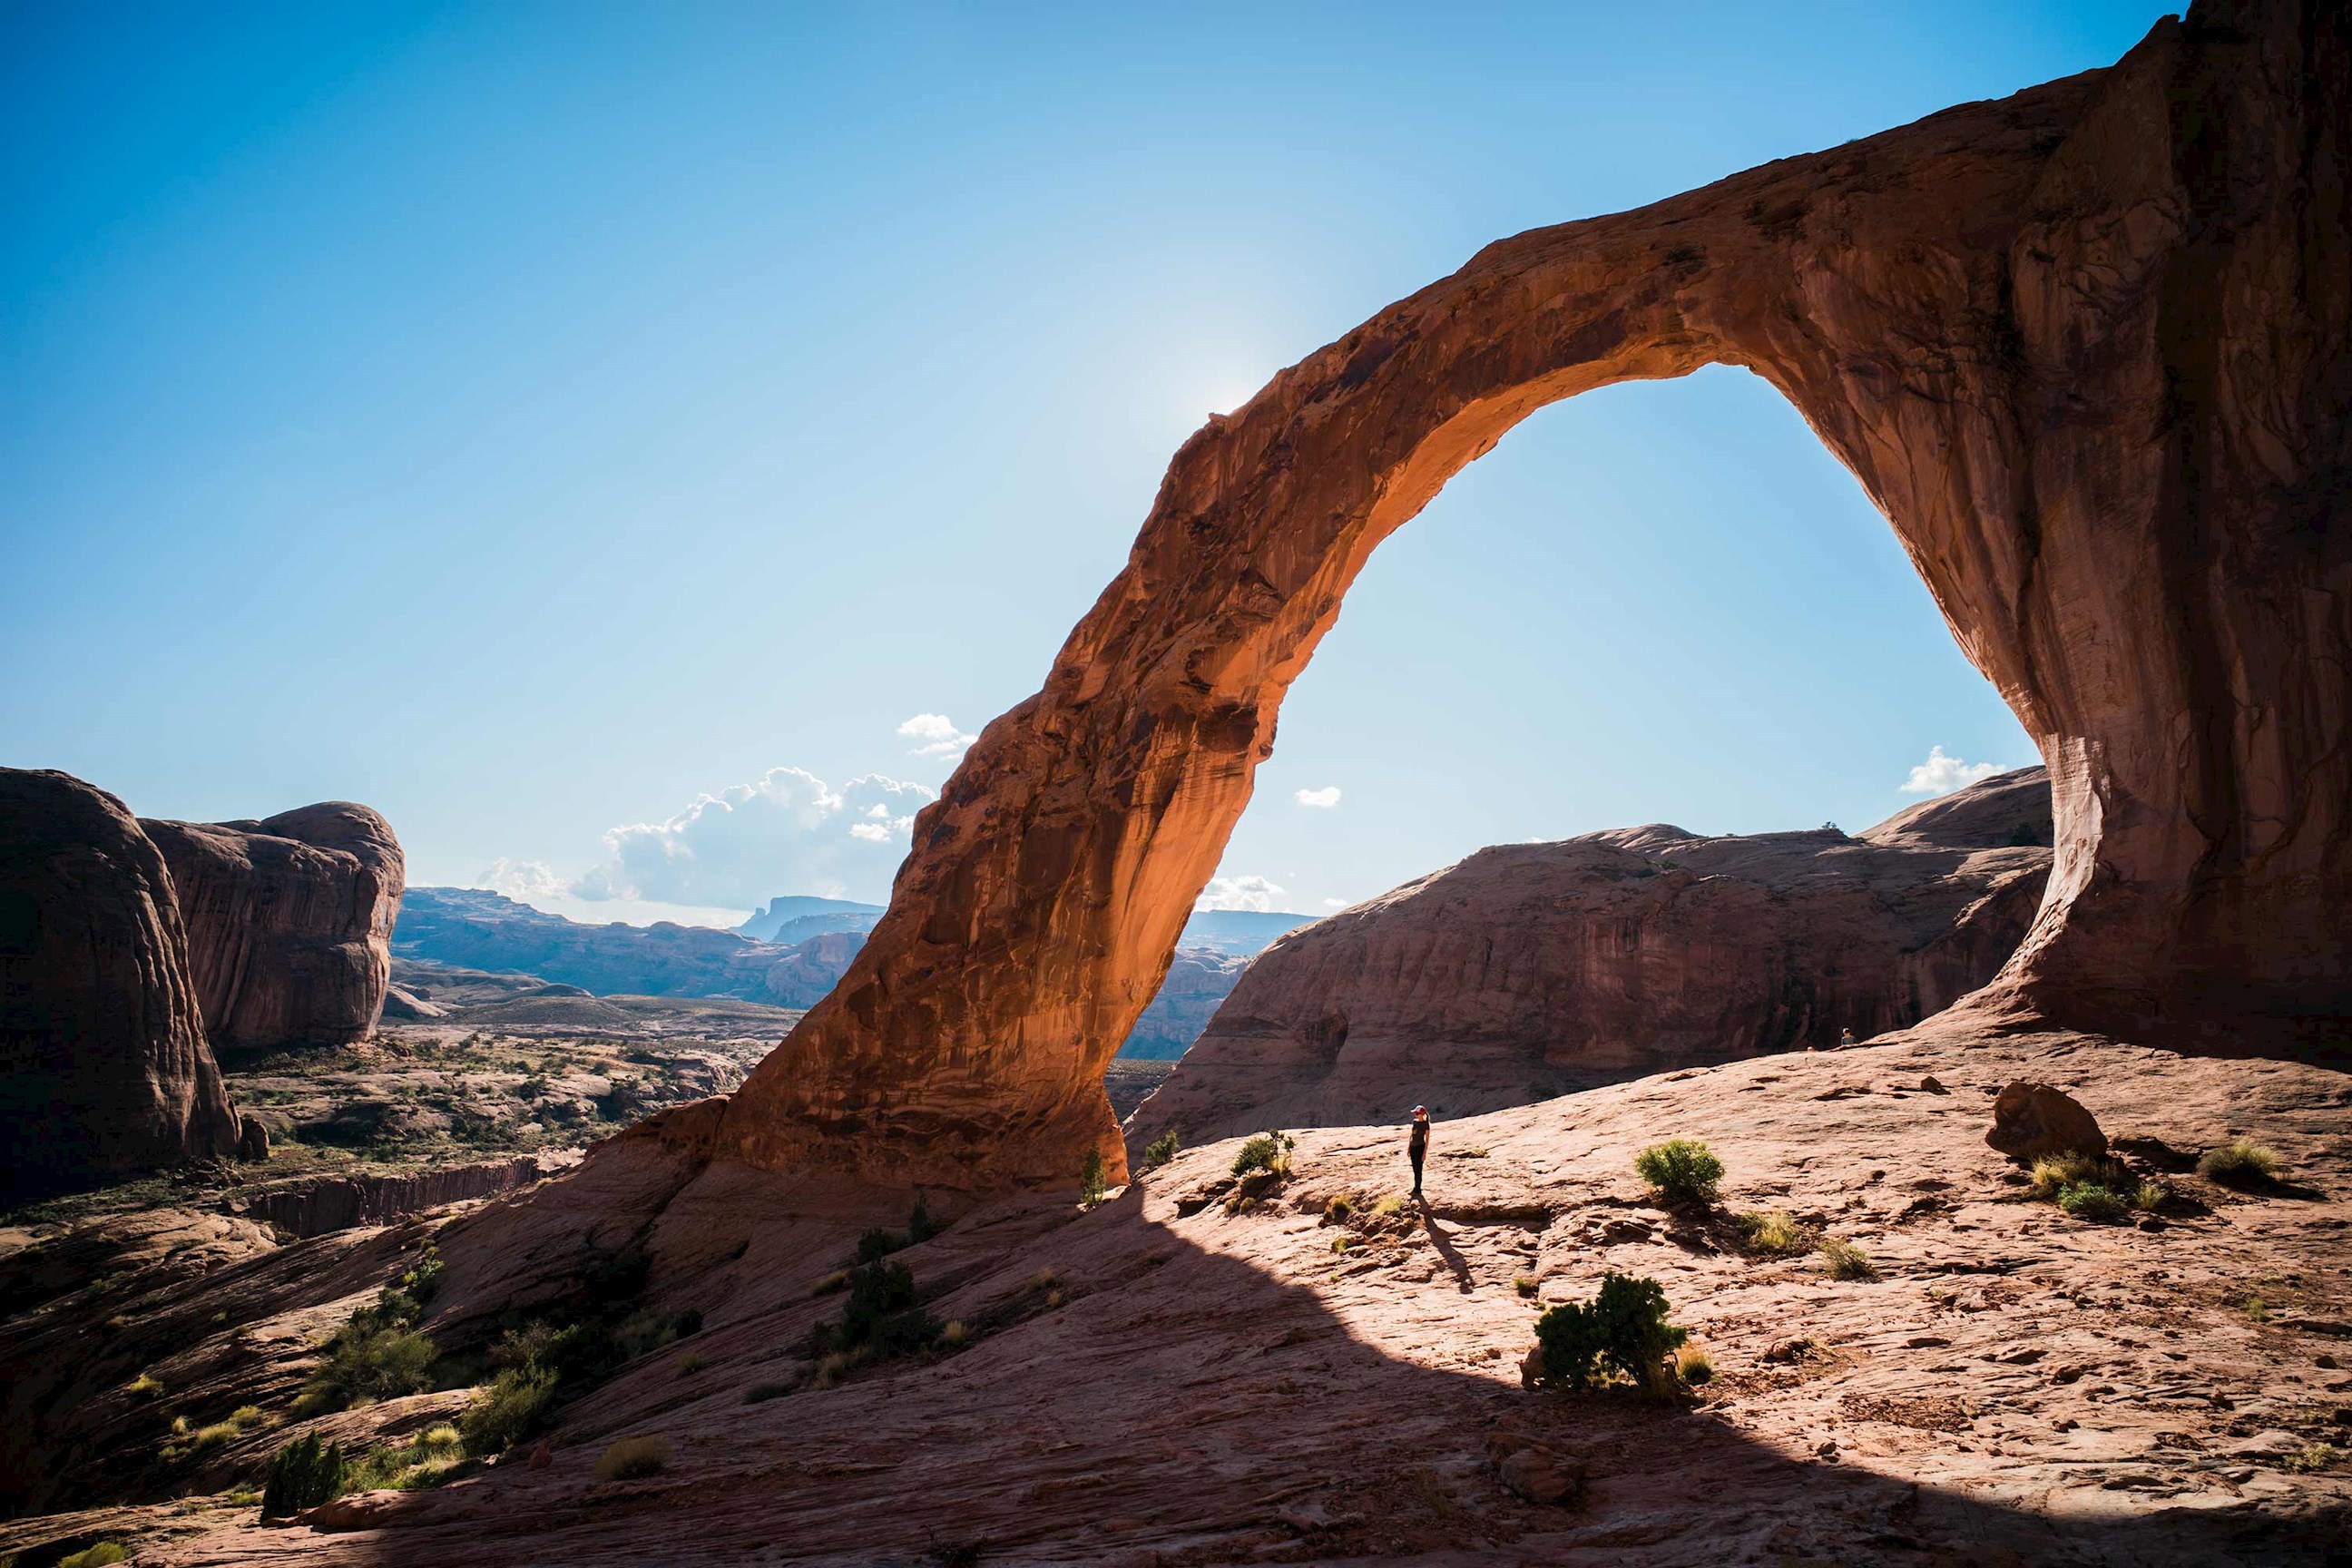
492;767;936;908
898;712;977;759
1293;785;1342;808
1900;746;2004;798
1322;897;1348;908
1195;874;1287;912
475;858;571;901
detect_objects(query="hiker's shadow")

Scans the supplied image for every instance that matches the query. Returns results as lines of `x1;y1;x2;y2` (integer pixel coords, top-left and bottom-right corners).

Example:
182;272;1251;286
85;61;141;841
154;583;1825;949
1416;1203;1475;1294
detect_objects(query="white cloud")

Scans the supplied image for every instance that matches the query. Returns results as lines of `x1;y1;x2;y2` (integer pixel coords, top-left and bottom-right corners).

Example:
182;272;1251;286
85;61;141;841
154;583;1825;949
1322;897;1348;908
1900;746;2004;798
493;767;936;907
1195;874;1286;912
475;858;571;901
897;712;977;759
1293;785;1342;808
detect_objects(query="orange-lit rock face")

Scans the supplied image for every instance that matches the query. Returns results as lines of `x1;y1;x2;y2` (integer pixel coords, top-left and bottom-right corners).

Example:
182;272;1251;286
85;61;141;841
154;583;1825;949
722;3;2349;1191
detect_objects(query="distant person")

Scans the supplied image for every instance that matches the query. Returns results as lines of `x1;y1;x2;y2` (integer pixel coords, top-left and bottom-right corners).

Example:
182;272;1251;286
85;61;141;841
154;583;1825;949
1840;1027;1857;1048
1408;1105;1430;1200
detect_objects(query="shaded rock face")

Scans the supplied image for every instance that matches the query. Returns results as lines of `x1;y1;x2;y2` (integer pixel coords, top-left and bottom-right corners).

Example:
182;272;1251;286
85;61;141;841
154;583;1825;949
1118;947;1250;1060
715;1;2348;1191
1129;770;2051;1144
144;805;405;1051
0;769;240;1200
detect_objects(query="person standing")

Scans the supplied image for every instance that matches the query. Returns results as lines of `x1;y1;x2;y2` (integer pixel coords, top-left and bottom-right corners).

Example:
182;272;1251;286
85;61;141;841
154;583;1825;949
1408;1105;1430;1200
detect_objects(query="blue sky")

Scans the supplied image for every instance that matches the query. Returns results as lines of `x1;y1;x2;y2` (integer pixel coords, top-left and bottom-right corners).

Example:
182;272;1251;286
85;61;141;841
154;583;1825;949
3;2;2167;924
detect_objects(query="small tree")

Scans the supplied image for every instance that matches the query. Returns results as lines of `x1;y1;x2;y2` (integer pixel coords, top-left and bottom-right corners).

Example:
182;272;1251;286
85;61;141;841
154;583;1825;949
1138;1131;1180;1171
260;1434;347;1518
1078;1149;1108;1207
1527;1271;1687;1396
1633;1139;1723;1207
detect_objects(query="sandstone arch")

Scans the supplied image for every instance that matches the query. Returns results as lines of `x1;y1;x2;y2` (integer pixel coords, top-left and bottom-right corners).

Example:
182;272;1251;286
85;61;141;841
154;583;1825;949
720;1;2348;1191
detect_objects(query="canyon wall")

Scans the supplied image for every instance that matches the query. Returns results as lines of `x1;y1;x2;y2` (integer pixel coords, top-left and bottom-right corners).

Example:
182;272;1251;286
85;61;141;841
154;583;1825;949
698;0;2347;1191
1129;769;2050;1144
145;804;406;1052
0;769;241;1200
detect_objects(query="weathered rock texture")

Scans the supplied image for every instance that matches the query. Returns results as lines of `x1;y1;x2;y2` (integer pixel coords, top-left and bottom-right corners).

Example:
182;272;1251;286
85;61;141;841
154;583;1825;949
224;1153;572;1240
144;805;406;1051
707;2;2348;1191
0;769;240;1200
1130;769;2051;1144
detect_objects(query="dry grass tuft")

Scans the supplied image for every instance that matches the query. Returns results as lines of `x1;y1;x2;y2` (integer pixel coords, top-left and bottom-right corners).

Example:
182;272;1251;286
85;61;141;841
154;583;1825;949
593;1436;671;1482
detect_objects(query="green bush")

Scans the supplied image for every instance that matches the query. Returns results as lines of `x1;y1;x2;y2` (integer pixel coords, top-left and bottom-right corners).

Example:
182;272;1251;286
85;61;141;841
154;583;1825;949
2199;1138;2284;1188
1231;1131;1296;1179
260;1433;347;1518
1078;1149;1108;1207
906;1195;941;1244
458;1367;557;1457
297;1320;436;1416
593;1435;671;1481
1527;1271;1687;1394
2027;1151;2130;1200
1138;1131;1181;1171
1634;1140;1723;1206
809;1260;936;1360
58;1544;129;1568
2057;1182;2131;1222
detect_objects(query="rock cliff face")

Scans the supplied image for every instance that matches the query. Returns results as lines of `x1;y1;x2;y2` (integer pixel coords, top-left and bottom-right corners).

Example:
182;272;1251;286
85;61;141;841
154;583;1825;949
0;769;241;1200
1117;947;1250;1060
707;3;2349;1192
1129;770;2050;1144
144;805;406;1052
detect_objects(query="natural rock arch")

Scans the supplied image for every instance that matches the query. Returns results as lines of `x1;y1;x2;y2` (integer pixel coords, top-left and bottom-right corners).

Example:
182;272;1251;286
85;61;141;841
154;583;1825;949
717;1;2347;1191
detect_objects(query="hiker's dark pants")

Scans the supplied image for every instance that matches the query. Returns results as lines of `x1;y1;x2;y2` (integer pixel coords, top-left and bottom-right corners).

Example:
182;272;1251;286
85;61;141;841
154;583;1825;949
1410;1149;1425;1193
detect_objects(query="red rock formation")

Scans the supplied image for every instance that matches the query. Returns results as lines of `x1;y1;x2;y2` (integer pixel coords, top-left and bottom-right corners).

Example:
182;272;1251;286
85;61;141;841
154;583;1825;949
1129;771;2051;1145
144;805;405;1051
0;769;241;1200
697;1;2349;1191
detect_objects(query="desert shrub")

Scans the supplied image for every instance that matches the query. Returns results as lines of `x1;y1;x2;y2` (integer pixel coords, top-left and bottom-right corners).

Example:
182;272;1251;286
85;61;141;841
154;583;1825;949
808;1260;936;1361
1322;1192;1357;1223
1514;1275;1538;1298
2057;1182;2131;1222
1328;1236;1351;1254
1138;1131;1181;1171
2027;1151;2130;1201
344;1422;467;1492
1079;1149;1108;1207
1634;1140;1723;1207
1818;1239;1878;1280
855;1229;905;1264
296;1320;436;1416
398;1244;445;1304
1736;1210;1808;1255
1369;1193;1404;1218
2285;1442;2340;1474
907;1195;941;1244
58;1544;128;1568
742;1380;792;1404
260;1433;347;1518
941;1319;968;1347
2199;1139;2284;1188
1526;1271;1687;1394
1231;1131;1296;1179
1674;1345;1714;1386
812;1269;849;1296
676;1352;704;1375
458;1366;557;1457
593;1436;671;1482
125;1372;162;1399
2132;1181;2171;1211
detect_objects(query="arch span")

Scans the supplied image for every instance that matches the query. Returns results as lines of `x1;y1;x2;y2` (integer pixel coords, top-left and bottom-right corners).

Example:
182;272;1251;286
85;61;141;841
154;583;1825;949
720;2;2350;1190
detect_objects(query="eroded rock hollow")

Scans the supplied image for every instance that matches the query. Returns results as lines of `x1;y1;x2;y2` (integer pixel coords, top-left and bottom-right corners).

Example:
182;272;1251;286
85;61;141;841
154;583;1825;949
720;1;2347;1191
145;805;407;1051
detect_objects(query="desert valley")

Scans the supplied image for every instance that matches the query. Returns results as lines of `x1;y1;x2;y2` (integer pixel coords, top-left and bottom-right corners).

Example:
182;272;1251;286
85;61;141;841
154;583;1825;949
4;3;2348;1565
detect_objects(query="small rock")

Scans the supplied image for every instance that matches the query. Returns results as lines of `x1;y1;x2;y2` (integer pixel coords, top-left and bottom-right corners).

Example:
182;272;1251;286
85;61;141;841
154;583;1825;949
1816;1440;1839;1461
528;1440;553;1470
1765;1338;1813;1364
1497;1445;1584;1505
1906;1335;1951;1349
1984;1081;2107;1161
1919;1075;1947;1094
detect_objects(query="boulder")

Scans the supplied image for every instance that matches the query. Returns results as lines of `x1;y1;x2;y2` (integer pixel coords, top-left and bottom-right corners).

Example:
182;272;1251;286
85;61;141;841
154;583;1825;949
380;984;445;1021
1986;1082;2107;1161
236;1113;270;1162
711;4;2352;1191
0;769;241;1200
144;804;405;1050
1129;772;2049;1142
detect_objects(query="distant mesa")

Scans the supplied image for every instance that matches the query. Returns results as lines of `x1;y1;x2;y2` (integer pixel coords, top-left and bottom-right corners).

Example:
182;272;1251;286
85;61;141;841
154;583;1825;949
0;768;242;1201
142;801;406;1051
735;895;885;944
1175;909;1316;956
1128;769;2053;1145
